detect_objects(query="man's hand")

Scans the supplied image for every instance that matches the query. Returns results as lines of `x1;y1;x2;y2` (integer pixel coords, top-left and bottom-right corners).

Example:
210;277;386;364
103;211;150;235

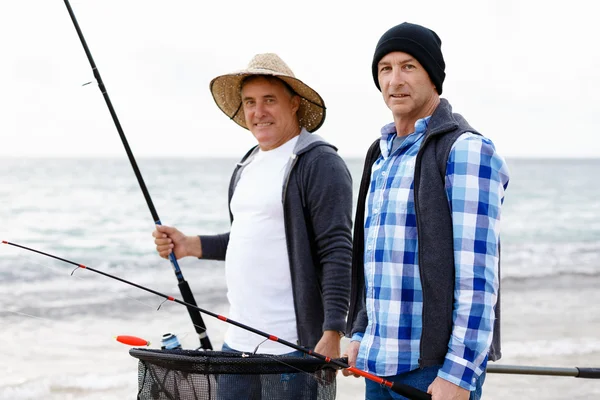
152;225;202;259
314;330;341;360
427;377;469;400
341;340;361;377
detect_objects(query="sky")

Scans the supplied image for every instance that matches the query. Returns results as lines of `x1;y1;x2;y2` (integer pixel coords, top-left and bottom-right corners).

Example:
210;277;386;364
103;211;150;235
1;0;599;159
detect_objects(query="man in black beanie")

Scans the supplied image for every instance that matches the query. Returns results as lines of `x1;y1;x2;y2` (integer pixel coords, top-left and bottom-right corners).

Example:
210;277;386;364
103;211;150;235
343;22;510;400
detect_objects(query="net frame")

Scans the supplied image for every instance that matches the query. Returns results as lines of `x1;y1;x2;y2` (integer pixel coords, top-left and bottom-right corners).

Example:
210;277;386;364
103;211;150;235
130;348;339;400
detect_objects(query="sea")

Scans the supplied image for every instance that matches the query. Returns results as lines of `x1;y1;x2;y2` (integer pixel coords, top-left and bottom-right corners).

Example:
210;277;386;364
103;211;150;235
1;157;599;400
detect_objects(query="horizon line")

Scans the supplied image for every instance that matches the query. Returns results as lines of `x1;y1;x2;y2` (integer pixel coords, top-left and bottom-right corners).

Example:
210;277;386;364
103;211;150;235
1;154;599;160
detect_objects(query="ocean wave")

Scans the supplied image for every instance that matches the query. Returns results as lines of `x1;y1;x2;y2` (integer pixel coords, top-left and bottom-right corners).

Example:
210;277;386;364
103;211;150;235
0;373;135;400
501;240;600;280
502;337;600;357
502;270;600;287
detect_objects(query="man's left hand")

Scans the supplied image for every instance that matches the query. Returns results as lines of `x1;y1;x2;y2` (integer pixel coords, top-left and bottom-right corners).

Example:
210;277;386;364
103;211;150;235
313;330;341;360
427;377;469;400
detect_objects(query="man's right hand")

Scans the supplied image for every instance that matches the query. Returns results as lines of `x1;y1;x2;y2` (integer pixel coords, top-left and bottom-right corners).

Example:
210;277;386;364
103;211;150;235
152;225;202;259
341;340;362;378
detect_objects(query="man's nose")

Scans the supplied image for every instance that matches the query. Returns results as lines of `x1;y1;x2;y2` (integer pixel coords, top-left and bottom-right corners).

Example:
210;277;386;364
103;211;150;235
389;68;405;87
254;101;267;117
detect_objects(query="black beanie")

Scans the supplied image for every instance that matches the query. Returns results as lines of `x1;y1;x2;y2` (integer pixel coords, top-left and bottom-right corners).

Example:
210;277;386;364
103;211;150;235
372;22;445;94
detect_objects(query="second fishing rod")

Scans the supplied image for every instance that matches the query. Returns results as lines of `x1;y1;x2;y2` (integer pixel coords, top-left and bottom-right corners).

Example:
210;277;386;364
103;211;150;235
3;240;432;400
62;0;212;351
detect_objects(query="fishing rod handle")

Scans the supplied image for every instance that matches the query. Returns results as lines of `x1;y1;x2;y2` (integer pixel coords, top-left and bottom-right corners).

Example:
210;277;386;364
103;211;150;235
178;279;213;350
155;221;212;350
577;367;600;379
166;243;184;278
157;222;212;350
344;366;430;399
154;220;185;277
391;382;431;400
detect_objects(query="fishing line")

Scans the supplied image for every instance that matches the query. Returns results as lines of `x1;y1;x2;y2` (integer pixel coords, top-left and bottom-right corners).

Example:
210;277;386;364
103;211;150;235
260;349;340;387
84;264;335;387
186;325;336;388
4;309;81;327
5;310;110;339
3;310;153;349
253;338;270;354
2;249;206;344
2;240;431;400
188;324;335;386
68;266;209;333
188;322;333;387
248;338;332;384
21;254;158;311
4;244;317;381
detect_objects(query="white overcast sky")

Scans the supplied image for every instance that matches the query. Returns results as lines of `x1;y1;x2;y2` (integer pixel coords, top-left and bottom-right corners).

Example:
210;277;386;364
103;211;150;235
1;0;599;158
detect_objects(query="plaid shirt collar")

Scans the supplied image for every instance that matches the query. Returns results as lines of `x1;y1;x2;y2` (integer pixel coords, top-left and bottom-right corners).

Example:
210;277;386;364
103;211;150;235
379;117;431;159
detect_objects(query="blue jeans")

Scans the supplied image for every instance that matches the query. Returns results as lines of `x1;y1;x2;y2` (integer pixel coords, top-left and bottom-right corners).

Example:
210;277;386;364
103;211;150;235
365;366;486;400
217;343;319;400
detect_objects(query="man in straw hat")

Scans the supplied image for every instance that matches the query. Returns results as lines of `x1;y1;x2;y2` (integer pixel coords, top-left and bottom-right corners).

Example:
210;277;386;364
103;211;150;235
343;22;510;399
152;53;353;397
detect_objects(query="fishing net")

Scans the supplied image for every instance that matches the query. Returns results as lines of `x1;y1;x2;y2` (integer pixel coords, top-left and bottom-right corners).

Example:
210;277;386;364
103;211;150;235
130;348;338;400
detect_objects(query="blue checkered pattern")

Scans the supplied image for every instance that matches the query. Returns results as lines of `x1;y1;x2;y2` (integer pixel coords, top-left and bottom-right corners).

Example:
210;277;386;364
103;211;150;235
354;117;509;391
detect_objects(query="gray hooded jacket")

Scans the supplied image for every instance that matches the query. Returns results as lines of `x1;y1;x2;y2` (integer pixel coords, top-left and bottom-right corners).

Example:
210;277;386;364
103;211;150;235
200;128;353;348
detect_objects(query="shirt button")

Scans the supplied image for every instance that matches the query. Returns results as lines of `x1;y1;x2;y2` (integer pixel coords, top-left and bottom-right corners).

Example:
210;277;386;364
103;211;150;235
367;245;372;250
381;171;387;176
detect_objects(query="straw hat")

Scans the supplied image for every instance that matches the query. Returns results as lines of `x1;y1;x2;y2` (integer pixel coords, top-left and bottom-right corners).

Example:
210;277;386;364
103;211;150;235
209;53;326;132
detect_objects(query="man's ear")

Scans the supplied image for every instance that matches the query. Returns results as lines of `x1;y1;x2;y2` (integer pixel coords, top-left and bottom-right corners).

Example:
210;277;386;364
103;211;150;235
291;95;301;114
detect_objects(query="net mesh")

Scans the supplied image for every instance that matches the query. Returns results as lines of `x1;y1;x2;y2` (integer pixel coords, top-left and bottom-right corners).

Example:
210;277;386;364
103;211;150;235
130;348;338;400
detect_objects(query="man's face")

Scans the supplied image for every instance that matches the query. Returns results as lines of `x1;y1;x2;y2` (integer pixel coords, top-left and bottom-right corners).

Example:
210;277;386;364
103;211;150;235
241;76;300;151
377;51;438;121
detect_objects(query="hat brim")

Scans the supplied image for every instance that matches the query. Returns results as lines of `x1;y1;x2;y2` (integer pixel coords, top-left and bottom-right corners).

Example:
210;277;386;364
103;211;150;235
210;69;326;133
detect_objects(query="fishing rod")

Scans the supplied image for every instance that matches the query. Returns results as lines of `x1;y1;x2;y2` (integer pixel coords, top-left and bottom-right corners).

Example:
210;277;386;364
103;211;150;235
62;0;212;350
487;364;600;379
2;240;431;400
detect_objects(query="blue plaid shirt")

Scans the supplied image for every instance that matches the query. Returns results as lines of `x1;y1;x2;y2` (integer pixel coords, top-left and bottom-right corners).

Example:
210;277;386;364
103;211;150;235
354;117;510;390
